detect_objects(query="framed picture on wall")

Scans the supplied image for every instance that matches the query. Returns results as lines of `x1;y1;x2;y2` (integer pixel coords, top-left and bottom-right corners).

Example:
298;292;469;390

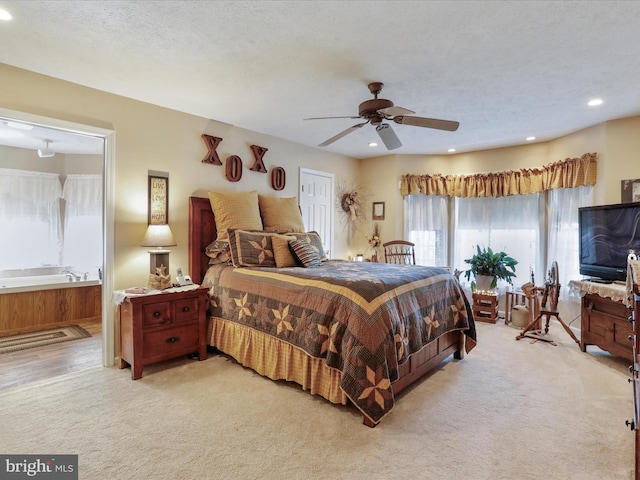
148;174;169;225
621;178;640;203
372;201;385;220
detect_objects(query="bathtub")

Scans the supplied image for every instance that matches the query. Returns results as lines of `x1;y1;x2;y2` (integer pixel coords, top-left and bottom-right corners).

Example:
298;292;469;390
0;271;103;336
0;273;101;294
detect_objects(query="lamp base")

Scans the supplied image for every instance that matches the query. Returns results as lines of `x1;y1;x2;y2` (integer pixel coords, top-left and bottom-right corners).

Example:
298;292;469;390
148;250;170;275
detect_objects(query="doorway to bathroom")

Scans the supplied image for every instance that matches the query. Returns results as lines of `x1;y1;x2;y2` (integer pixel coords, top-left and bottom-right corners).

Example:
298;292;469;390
0;109;115;384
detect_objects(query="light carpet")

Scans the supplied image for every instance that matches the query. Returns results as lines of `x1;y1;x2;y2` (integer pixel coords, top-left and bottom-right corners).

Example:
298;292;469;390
0;325;91;354
0;322;634;479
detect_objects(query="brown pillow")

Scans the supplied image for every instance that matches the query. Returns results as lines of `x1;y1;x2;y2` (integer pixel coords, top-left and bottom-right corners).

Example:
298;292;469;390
208;191;263;242
258;195;305;233
227;229;277;268
271;234;297;268
289;239;322;268
286;231;327;261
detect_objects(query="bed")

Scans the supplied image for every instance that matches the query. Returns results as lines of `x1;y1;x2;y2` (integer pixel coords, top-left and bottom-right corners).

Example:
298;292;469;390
189;195;476;426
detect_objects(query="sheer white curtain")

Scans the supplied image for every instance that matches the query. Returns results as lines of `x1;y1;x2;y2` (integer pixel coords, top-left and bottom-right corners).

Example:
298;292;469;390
62;174;103;270
404;194;448;266
547;186;593;299
453;194;542;291
0;168;62;270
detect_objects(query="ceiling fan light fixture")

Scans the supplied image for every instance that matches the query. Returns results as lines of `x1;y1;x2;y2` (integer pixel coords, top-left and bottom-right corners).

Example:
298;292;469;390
37;140;56;158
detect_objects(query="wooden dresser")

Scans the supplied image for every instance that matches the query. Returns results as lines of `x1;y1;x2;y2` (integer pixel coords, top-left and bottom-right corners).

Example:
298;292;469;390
118;286;208;379
570;280;633;361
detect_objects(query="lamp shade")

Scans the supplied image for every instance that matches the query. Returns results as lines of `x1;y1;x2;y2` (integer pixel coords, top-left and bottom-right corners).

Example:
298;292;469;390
141;224;177;248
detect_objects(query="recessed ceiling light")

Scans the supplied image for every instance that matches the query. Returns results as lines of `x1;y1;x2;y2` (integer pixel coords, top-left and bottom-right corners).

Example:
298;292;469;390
0;9;12;21
588;98;603;107
369;142;378;147
526;136;536;141
6;121;33;131
448;148;456;153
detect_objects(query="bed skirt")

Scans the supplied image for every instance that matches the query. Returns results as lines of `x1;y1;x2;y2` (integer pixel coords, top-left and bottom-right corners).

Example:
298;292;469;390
209;316;349;405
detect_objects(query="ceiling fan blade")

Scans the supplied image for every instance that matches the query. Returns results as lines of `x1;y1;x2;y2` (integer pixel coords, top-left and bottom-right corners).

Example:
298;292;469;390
318;122;367;147
304;116;361;120
376;123;402;150
377;106;415;117
394;115;460;131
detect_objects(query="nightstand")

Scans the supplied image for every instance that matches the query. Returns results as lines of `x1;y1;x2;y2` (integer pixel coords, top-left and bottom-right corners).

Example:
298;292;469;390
117;286;208;379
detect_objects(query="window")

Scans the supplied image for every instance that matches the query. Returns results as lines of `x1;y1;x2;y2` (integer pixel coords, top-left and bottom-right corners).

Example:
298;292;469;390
404;186;593;292
0;169;62;270
453;194;541;290
404;194;448;266
62;174;103;270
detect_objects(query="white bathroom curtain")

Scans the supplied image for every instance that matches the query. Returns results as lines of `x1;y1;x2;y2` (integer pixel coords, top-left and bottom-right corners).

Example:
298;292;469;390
62;174;103;270
547;186;593;300
0;168;62;269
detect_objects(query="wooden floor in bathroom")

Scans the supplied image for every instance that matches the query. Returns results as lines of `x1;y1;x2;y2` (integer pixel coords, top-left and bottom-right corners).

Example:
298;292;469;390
0;319;102;390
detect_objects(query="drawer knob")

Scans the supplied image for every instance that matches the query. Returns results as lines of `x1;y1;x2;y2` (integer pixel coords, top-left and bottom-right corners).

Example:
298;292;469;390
153;311;161;318
166;336;180;343
182;306;190;312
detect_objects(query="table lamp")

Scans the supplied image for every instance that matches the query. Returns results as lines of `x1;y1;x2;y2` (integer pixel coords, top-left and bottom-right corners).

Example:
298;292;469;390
141;224;177;274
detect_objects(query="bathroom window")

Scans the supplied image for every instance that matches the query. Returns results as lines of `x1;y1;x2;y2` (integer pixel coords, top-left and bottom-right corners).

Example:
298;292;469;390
0;168;63;269
62;174;103;268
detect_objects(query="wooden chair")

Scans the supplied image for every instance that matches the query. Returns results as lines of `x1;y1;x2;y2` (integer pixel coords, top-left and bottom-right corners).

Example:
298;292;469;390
515;261;580;347
383;240;416;265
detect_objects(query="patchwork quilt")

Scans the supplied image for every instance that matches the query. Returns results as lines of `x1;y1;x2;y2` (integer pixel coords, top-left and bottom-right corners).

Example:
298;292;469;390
203;260;476;423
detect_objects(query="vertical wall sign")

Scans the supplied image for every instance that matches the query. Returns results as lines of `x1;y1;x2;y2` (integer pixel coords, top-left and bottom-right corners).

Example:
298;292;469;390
148;174;169;225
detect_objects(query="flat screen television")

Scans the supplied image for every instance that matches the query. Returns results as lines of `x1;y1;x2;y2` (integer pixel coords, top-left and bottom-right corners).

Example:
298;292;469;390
579;201;640;282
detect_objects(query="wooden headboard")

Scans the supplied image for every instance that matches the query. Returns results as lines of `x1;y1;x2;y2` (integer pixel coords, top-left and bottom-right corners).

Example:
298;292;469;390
188;196;217;285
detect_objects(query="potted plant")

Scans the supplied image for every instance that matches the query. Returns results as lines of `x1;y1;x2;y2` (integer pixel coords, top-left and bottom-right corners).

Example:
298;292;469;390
463;245;518;291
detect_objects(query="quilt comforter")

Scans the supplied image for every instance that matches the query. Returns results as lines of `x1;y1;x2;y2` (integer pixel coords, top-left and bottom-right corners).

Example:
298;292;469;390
203;260;476;423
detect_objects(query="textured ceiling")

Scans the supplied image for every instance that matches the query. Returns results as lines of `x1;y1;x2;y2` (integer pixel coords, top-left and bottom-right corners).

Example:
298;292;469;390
1;0;639;158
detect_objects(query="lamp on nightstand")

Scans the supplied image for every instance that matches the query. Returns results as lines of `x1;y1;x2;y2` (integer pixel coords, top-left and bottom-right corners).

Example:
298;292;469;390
141;224;177;275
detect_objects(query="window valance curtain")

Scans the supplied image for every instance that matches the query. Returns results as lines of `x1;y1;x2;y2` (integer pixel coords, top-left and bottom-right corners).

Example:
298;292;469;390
400;152;597;198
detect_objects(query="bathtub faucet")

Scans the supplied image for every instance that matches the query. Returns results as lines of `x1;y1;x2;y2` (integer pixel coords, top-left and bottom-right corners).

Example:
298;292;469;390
62;270;82;281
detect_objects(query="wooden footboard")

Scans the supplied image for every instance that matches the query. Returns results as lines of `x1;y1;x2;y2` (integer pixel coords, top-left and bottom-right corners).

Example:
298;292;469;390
363;329;465;427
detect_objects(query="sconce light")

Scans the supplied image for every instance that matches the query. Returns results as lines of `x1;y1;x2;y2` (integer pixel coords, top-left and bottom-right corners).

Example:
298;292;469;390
141;224;177;274
37;139;56;158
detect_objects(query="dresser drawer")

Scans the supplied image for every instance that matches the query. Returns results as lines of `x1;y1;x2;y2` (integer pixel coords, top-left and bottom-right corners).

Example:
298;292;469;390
142;301;171;328
142;324;200;360
173;296;200;324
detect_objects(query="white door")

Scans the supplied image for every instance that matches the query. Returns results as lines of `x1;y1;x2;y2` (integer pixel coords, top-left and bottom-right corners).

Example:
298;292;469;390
299;168;334;258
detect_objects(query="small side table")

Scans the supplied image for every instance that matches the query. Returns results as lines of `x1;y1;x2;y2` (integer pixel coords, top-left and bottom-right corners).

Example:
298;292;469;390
117;285;208;379
472;292;499;323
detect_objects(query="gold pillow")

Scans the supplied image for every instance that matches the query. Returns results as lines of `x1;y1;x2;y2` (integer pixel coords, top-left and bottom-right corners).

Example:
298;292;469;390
271;234;297;268
258;195;305;233
208;191;263;242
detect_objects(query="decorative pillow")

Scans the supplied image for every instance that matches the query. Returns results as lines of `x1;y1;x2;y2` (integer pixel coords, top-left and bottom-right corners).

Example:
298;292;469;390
271;234;297;268
208;191;263;242
258;195;305;233
286;231;327;261
289;239;322;268
227;229;277;268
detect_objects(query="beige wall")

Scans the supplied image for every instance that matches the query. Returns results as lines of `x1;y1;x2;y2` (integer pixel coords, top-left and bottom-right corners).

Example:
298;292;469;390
2;61;639;289
0;63;359;289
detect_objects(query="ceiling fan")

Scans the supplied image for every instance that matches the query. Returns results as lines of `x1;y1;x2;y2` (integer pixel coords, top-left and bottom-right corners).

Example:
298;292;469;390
305;82;459;150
